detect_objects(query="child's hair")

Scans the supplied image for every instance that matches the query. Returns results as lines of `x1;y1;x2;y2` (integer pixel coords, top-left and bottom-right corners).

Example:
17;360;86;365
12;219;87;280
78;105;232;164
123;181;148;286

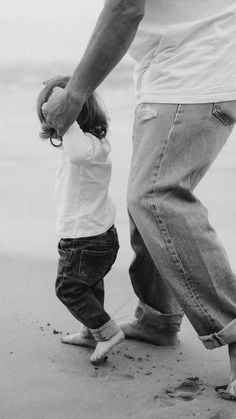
37;75;109;141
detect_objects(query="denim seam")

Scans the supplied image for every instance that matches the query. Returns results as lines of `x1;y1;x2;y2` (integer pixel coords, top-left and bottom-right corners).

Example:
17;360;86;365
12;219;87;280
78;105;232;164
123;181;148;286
132;106;141;146
59;239;75;307
149;105;218;332
153;209;217;330
153;104;181;177
60;240;90;324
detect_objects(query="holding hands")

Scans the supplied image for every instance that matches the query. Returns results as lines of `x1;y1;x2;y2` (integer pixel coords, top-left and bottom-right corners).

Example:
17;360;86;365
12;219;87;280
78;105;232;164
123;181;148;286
41;85;84;138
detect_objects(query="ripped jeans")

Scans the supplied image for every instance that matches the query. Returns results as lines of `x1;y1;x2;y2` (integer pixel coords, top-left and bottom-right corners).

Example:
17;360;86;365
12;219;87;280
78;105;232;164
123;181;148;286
127;102;236;349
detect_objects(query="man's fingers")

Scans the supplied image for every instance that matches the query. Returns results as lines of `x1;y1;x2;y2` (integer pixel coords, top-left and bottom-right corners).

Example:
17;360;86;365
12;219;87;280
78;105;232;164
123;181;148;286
56;125;69;138
43;75;70;87
39;122;54;139
40;117;65;138
39;129;51;139
41;113;66;138
40;86;82;137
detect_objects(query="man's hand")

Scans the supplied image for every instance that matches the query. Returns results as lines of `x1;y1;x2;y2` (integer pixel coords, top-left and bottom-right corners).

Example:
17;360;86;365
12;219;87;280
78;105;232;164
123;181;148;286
42;87;83;137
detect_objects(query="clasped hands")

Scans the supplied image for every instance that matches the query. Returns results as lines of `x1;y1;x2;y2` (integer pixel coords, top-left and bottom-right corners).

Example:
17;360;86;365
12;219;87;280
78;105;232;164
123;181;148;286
41;86;83;139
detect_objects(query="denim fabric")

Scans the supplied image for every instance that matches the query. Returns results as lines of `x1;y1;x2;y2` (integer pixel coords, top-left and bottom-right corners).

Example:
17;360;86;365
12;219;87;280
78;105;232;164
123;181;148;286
127;101;236;346
55;225;119;329
129;210;182;316
91;319;120;341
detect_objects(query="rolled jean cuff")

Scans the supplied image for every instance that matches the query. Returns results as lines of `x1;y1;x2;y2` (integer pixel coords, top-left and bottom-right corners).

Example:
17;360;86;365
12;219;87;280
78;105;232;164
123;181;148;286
199;319;236;350
136;300;184;333
199;332;226;349
90;319;120;342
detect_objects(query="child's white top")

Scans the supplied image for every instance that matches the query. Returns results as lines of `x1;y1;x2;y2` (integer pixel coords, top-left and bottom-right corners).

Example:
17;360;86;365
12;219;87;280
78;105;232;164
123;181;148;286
55;123;116;239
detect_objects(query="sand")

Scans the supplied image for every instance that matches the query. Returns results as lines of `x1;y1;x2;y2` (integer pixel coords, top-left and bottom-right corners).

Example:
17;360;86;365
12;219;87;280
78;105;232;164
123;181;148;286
1;60;236;419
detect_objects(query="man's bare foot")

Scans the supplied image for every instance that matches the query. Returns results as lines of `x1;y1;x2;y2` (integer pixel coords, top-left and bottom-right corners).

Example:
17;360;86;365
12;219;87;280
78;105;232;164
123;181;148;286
90;330;124;365
120;319;179;346
61;327;96;348
228;342;236;397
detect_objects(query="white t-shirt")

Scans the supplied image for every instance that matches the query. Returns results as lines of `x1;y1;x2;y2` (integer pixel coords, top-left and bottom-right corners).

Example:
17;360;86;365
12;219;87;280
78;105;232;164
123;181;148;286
55;123;115;239
129;0;236;104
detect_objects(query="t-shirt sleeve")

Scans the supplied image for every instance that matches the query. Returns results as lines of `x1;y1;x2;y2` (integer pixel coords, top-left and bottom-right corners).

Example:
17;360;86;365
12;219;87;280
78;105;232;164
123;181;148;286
63;123;103;165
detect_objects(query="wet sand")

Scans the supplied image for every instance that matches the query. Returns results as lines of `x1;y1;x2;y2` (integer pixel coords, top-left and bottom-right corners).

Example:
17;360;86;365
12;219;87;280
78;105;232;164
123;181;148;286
1;61;236;418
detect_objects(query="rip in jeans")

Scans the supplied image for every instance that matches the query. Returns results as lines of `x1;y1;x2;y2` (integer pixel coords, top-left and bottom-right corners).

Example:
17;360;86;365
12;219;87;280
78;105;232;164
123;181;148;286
138;104;158;121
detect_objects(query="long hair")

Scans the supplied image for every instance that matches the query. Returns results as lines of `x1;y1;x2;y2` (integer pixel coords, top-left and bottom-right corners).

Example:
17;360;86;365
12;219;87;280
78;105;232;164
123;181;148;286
37;75;109;141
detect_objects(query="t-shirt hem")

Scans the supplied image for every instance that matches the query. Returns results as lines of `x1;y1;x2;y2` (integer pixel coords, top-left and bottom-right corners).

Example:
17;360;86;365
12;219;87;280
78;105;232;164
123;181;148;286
56;221;115;241
136;92;236;105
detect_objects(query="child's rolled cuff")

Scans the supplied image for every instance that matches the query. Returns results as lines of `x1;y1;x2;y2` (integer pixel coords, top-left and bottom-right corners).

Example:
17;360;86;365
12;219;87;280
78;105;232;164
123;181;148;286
91;319;120;342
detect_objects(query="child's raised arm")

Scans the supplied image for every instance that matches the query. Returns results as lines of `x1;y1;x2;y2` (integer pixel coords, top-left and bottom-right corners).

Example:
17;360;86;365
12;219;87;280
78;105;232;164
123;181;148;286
63;123;104;166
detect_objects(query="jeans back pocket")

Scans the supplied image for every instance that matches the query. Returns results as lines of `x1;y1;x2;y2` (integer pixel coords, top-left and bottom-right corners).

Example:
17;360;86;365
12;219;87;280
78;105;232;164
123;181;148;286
79;249;117;285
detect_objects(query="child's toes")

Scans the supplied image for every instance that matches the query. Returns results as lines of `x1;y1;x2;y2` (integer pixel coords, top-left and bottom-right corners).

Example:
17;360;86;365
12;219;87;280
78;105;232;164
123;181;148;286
90;330;124;364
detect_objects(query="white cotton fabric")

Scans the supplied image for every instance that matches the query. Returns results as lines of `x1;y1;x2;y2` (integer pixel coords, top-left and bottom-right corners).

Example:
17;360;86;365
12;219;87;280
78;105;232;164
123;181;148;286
129;0;236;104
55;123;115;239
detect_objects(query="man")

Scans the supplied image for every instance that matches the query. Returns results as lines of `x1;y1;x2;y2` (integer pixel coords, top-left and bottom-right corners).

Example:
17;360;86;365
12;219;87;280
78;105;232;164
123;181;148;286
42;0;236;396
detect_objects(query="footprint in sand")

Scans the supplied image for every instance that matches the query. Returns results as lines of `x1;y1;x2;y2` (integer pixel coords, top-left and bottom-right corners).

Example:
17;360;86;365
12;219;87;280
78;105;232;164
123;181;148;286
155;377;204;406
92;365;135;381
209;408;236;419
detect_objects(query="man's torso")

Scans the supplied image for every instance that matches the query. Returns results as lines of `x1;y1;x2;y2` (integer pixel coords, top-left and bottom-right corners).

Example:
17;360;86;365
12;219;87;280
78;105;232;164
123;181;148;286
130;0;236;103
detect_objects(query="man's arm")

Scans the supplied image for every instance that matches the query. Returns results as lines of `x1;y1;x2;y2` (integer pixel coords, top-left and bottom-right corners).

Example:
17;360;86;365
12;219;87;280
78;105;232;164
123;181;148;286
43;0;145;137
67;0;145;102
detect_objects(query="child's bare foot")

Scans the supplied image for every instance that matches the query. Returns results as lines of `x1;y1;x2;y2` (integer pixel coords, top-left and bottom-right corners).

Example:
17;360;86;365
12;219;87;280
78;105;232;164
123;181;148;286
228;342;236;397
61;326;96;348
90;330;124;365
61;333;96;348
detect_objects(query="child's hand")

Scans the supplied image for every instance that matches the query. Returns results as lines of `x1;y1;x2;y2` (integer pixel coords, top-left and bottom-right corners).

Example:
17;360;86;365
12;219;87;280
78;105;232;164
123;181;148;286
42;87;83;137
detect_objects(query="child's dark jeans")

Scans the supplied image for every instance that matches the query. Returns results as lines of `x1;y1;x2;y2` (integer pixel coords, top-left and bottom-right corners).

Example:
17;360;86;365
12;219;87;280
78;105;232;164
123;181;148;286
55;225;119;330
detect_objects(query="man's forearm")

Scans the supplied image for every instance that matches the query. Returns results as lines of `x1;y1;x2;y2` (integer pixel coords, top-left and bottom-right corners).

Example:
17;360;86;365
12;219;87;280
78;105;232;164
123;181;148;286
66;0;145;103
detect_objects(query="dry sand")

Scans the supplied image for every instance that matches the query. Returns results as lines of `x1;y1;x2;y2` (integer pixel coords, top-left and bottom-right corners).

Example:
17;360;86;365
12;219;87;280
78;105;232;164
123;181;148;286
1;61;236;418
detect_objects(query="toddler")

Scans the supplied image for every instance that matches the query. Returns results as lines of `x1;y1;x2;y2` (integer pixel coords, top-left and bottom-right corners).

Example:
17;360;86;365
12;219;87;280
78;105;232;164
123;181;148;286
37;75;124;364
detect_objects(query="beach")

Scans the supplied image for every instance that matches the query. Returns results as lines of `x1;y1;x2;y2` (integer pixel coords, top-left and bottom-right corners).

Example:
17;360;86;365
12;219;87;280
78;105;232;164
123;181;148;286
1;59;236;419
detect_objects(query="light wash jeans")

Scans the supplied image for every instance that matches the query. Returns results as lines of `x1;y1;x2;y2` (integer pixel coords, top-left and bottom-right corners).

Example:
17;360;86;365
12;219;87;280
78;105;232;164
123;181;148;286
127;102;236;349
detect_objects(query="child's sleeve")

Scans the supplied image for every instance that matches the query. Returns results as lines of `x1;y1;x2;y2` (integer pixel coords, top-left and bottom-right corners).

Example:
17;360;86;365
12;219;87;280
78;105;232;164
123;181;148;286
63;123;101;165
